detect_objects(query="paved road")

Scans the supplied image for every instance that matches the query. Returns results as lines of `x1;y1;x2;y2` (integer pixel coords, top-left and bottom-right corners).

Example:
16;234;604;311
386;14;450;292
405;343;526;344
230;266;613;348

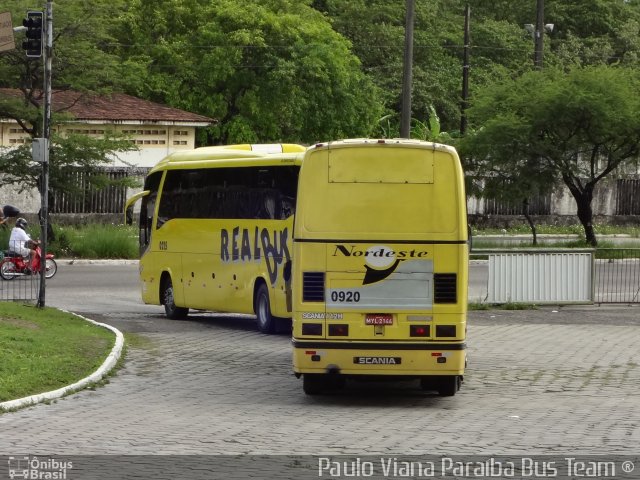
0;263;639;478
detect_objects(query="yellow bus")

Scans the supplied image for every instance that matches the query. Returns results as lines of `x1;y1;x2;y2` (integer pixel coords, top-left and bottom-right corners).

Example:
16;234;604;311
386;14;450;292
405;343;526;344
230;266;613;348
291;139;468;396
125;144;306;333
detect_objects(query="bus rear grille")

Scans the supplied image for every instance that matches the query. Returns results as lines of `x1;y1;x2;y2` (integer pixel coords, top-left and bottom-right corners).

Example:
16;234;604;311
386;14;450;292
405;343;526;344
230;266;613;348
303;272;325;302
434;273;457;303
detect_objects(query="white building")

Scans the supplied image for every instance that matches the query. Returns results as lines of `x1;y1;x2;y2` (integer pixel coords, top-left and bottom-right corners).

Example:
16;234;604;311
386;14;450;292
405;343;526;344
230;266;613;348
0;89;214;216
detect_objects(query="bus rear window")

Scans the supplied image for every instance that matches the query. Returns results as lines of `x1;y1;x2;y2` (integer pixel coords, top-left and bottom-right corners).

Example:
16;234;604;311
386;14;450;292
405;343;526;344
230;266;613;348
328;147;433;184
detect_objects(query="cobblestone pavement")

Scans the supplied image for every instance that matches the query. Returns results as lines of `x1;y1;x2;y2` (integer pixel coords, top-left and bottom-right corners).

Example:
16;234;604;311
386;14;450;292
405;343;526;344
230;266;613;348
0;306;639;459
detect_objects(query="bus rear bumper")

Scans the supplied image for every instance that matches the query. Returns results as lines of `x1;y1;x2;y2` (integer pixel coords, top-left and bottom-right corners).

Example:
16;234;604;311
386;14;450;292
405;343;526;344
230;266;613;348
292;339;466;376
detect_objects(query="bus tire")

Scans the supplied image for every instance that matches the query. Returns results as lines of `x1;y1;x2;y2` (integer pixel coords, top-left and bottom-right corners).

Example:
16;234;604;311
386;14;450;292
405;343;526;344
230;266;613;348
437;375;460;397
162;276;188;320
302;374;324;395
255;283;275;334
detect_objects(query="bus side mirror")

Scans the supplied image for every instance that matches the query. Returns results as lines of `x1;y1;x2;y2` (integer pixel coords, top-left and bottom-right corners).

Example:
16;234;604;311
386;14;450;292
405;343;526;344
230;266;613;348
468;224;473;251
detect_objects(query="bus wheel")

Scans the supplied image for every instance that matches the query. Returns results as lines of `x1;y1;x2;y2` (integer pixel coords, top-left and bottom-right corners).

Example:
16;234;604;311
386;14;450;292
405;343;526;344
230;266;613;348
255;283;275;334
437;375;460;397
162;277;188;320
303;374;325;395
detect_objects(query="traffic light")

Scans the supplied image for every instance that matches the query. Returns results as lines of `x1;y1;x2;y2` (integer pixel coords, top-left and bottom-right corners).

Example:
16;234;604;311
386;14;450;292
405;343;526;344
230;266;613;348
22;10;44;58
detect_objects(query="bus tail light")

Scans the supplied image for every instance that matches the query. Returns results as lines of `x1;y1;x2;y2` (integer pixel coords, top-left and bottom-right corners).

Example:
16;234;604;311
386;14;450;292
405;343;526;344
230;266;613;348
410;325;430;337
328;324;348;336
302;272;325;302
436;325;456;337
302;323;322;335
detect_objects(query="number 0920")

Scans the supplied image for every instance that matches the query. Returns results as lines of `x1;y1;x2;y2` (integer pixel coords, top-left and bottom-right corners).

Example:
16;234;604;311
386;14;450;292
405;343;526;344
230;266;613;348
330;290;360;302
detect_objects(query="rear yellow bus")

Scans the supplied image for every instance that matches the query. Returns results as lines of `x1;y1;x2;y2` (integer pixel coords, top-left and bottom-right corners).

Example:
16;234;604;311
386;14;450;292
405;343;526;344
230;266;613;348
292;139;468;395
125;143;305;333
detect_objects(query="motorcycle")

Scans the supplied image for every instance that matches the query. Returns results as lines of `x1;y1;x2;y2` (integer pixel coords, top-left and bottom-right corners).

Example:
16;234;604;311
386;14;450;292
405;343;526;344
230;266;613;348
0;245;58;280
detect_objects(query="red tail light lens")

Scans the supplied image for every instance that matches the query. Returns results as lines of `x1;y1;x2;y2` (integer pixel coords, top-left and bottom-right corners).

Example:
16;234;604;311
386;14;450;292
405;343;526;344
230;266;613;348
328;324;348;336
410;325;430;337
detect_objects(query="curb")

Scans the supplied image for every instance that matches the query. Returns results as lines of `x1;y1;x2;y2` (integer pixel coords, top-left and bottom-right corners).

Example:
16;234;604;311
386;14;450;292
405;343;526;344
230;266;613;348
58;259;138;265
0;312;125;412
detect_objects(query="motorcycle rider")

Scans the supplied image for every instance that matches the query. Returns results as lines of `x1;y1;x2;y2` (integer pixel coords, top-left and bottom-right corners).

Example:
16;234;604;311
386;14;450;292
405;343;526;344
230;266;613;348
8;217;39;273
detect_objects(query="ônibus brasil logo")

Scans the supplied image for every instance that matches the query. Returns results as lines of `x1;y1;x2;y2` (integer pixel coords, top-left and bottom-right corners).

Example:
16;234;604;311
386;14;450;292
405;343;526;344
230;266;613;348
332;244;429;285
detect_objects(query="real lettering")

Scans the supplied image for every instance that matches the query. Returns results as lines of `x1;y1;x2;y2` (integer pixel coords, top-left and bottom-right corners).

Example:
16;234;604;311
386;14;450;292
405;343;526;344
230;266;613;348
220;226;290;286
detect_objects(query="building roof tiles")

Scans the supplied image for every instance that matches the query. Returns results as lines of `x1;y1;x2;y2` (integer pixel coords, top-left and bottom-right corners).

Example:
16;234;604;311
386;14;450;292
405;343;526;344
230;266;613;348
0;89;214;125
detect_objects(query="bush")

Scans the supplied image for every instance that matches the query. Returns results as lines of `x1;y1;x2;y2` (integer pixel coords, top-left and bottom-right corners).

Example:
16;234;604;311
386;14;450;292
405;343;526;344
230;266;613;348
0;223;137;259
57;224;138;259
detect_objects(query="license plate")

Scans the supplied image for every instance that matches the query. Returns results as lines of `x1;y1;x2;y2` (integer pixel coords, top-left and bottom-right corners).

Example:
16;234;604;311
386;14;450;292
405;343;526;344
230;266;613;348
365;314;393;325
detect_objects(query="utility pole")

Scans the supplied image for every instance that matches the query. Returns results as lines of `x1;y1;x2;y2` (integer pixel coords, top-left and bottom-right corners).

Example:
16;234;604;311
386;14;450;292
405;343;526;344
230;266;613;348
37;0;52;308
534;0;544;68
400;0;415;138
460;4;471;135
522;0;547;246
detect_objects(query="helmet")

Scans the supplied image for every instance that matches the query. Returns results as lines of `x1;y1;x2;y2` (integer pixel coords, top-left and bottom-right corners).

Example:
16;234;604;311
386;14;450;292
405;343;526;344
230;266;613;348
15;218;27;230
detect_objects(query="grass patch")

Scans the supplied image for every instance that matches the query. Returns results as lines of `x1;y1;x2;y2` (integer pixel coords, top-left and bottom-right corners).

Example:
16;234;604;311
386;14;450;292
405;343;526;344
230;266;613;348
473;223;640;237
471;239;640;259
500;302;538;310
0;303;115;403
468;303;491;310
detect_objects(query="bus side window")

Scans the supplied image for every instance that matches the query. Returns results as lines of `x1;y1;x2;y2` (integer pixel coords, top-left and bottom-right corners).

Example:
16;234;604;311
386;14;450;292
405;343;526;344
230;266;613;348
280;195;295;219
274;166;299;219
157;170;187;226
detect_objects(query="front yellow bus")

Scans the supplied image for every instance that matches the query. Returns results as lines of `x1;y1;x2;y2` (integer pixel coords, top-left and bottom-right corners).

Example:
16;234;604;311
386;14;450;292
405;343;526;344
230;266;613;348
124;143;305;333
292;139;468;396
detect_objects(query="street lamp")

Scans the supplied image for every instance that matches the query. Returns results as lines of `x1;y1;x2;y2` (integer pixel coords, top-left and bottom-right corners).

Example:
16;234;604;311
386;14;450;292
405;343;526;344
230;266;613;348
524;0;554;68
524;24;554;35
524;23;554;68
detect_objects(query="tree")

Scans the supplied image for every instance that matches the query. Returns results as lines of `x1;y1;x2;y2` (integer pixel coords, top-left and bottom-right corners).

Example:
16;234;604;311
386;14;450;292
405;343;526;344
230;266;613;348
315;0;640;136
459;65;640;246
0;0;141;205
314;0;471;133
376;105;457;144
114;0;382;145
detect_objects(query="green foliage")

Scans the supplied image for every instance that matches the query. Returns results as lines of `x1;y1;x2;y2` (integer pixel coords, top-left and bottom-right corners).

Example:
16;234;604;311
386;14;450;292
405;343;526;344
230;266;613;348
114;0;382;144
376;105;458;142
316;0;640;133
0;130;138;194
0;224;137;259
474;223;640;237
0;1;140;197
0;0;145;94
460;65;640;245
48;224;138;259
3;0;640;186
316;0;464;132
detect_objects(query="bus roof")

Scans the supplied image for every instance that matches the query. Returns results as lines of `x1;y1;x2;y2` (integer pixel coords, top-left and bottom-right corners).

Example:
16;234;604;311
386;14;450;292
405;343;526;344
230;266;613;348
149;143;306;174
309;138;458;155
